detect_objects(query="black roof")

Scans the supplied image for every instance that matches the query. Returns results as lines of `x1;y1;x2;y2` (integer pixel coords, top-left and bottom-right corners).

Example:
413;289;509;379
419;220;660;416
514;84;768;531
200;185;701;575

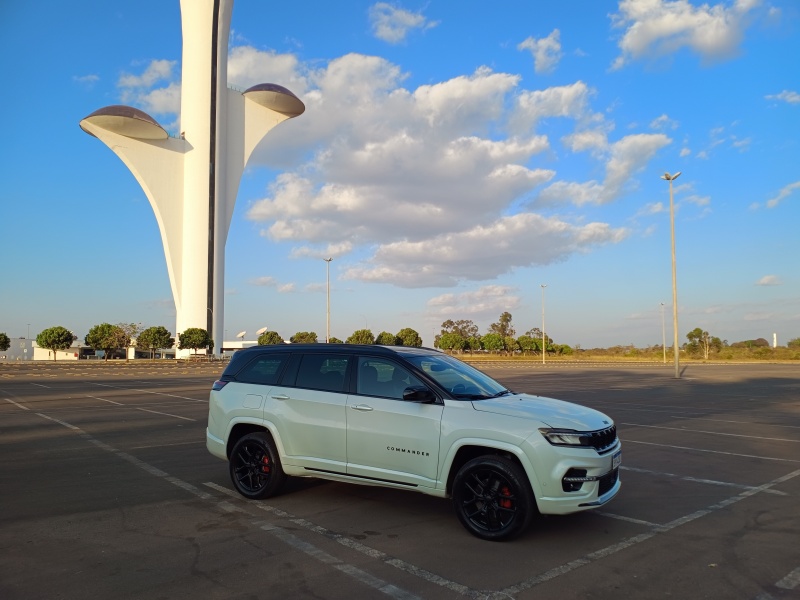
231;344;439;357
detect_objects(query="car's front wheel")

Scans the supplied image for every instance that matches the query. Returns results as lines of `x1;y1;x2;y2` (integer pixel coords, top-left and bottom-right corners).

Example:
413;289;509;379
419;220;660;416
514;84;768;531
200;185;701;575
452;455;535;541
229;432;286;499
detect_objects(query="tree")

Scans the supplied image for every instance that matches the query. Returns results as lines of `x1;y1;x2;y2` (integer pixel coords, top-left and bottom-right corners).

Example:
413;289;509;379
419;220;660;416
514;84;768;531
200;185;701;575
178;328;213;355
441;319;479;339
0;332;10;352
517;335;539;355
376;331;398;345
85;323;127;361
438;332;466;353
440;320;481;352
346;329;375;344
481;333;504;354
788;337;800;349
290;331;318;344
37;326;76;361
258;331;284;345
328;337;344;344
396;327;422;347
504;336;519;354
686;327;723;359
117;322;142;362
136;326;174;359
489;312;515;339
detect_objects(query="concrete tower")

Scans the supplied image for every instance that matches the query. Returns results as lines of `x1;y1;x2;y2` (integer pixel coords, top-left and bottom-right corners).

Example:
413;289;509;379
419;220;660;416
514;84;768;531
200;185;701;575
80;0;304;357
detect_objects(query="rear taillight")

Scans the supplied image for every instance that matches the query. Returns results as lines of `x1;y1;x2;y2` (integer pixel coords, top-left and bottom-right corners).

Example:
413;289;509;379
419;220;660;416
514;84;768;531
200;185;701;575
211;380;228;391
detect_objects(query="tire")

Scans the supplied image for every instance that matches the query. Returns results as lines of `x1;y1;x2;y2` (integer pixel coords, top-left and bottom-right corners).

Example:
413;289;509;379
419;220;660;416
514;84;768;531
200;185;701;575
229;432;286;499
452;455;535;541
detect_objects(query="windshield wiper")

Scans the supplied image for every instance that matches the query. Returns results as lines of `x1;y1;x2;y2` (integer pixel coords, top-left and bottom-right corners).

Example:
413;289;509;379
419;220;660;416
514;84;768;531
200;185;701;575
491;389;513;398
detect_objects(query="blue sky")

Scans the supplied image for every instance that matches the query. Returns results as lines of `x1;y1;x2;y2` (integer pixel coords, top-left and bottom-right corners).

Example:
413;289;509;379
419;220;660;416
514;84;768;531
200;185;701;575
1;0;798;349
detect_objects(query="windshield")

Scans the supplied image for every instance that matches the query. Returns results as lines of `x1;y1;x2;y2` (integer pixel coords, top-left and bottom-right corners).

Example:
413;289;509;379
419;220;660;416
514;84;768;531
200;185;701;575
405;353;510;400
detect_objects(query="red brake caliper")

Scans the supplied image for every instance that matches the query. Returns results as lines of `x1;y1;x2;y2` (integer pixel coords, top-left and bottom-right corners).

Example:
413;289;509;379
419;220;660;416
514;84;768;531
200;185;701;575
261;455;271;474
499;486;512;509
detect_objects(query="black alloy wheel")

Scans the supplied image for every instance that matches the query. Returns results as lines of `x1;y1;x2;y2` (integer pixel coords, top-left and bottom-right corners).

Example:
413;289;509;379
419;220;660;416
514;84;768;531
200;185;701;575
229;432;286;499
452;455;535;541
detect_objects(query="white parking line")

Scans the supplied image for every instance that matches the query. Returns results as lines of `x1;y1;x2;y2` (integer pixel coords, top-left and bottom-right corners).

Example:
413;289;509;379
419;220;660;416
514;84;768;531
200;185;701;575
205;481;477;597
620;466;788;496
90;381;205;402
135;407;196;421
623;439;800;463
621;422;800;444
4;398;30;410
776;567;800;590
27;411;426;600
28;406;800;598
501;468;800;597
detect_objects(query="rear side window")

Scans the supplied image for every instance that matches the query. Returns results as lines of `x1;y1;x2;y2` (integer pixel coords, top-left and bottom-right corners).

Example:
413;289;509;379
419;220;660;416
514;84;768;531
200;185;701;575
236;354;287;385
295;354;350;392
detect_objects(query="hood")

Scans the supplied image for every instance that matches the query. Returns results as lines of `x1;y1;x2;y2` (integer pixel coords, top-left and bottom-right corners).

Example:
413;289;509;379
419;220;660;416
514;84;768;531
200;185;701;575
471;393;613;431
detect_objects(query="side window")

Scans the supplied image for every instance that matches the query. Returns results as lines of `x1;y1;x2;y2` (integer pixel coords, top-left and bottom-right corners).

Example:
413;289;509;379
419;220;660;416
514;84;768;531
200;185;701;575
357;357;424;400
295;354;350;392
236;354;287;385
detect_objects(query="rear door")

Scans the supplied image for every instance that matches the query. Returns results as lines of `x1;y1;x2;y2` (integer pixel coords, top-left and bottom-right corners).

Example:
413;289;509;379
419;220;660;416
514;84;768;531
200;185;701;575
346;356;443;487
266;353;351;472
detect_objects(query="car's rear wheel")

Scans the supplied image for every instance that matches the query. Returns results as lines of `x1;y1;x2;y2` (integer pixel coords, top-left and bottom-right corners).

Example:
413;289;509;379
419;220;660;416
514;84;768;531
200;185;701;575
452;455;535;541
229;432;286;499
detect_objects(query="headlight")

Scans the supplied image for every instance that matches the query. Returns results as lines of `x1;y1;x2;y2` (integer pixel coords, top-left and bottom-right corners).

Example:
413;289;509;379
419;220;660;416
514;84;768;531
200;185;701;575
539;428;590;447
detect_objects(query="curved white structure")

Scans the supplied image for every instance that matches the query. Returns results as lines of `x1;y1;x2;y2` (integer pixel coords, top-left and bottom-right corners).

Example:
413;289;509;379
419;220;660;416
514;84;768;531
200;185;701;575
80;0;304;357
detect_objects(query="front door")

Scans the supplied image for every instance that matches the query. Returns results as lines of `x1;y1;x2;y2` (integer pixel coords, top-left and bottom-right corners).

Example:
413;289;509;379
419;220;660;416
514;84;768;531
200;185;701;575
346;356;443;487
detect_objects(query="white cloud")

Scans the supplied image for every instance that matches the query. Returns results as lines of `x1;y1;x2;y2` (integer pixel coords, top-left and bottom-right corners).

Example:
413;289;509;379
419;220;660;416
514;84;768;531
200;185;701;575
369;3;438;44
228;49;667;288
511;81;599;132
227;46;307;94
638;202;665;216
426;286;521;321
518;29;563;74
756;275;782;286
765;181;800;208
765;90;800;104
679;147;691;157
249;276;278;286
562;129;609;154
610;0;763;70
118;59;176;88
650;113;678;130
341;214;628;288
539;133;671;206
73;74;99;86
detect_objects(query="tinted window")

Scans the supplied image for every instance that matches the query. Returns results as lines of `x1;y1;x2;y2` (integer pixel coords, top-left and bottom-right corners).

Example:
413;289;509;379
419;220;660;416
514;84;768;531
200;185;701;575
357;356;424;400
405;353;506;399
236;354;287;385
295;354;350;392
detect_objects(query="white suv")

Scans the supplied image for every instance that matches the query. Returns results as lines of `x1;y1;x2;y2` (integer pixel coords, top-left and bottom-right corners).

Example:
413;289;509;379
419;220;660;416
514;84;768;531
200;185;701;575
206;345;621;541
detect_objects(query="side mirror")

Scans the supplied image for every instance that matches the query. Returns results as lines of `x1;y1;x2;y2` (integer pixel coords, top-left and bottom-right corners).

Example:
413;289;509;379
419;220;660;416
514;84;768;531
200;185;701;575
402;385;437;403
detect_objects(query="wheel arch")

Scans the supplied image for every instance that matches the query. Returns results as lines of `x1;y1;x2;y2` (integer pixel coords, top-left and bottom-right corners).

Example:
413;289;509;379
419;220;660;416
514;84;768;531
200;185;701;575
226;421;281;459
444;442;540;498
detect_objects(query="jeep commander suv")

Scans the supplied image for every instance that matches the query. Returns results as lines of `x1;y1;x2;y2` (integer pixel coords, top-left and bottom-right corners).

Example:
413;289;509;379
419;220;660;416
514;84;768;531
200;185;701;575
206;344;621;540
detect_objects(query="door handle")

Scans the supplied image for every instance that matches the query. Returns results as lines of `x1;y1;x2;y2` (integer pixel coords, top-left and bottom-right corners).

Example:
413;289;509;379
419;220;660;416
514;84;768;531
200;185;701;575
351;404;373;412
270;394;290;400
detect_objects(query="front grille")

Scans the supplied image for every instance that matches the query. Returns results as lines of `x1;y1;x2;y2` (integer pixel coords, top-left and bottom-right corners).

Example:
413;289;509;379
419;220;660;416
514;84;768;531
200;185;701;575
585;425;617;453
598;467;619;496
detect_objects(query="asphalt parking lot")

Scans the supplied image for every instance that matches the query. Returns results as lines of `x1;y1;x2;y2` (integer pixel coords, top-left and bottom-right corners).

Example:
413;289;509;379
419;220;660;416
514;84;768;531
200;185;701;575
1;361;798;599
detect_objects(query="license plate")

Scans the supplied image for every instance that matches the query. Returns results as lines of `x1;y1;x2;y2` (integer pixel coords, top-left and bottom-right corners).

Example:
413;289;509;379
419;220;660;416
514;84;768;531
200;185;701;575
612;450;622;470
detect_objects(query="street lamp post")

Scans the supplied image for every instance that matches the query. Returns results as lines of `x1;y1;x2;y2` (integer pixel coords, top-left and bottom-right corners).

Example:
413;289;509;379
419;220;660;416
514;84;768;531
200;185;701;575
660;302;666;364
541;284;547;365
661;171;681;379
324;258;333;343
